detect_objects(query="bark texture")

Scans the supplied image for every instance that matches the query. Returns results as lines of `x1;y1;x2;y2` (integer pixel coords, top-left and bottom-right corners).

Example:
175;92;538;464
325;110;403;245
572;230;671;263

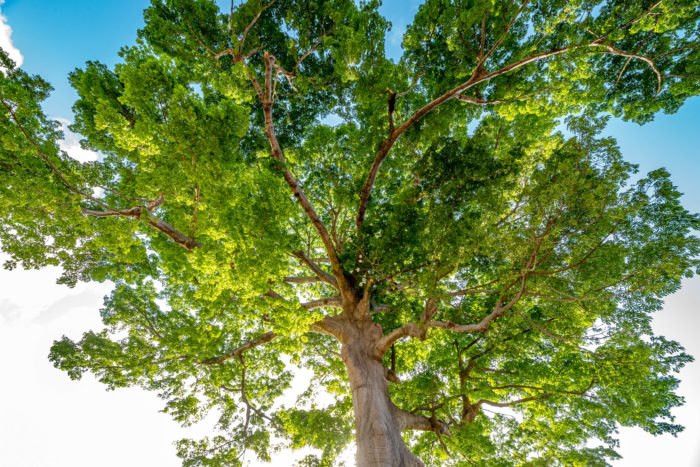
340;316;425;467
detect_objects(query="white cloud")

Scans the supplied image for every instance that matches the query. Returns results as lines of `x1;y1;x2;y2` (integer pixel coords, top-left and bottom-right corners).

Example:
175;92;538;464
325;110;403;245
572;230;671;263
55;118;100;163
0;297;21;324
0;0;23;68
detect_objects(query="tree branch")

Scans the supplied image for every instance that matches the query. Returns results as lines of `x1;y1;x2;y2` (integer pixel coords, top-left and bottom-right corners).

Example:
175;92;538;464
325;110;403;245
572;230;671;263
293;30;329;73
481;0;530;64
292;250;338;289
200;331;277;365
428;275;528;334
384;366;401;383
485;379;596;397
394;407;452;437
300;296;343;310
477;394;552;408
456;89;544;105
81;202;200;250
354;44;578;234
238;0;278;58
308;315;347;340
255;53;351;299
2;98;199;250
597;43;663;94
374;322;427;358
374;298;438;357
282;276;323;284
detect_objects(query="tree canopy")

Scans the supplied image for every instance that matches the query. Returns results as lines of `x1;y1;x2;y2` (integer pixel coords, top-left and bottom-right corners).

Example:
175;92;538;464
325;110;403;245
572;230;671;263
1;0;699;465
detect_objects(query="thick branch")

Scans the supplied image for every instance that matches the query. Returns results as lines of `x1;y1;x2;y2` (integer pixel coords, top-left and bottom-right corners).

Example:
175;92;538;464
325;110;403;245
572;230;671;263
309;315;347;340
374;322;427;358
395;407;452;437
82;207;200;250
283;276;322;284
292;250;338;289
256;53;351;299
263;289;285;301
477;394;551;408
384;366;401;383
147;217;201;249
301;296;343;310
200;331;277;365
374;298;437;357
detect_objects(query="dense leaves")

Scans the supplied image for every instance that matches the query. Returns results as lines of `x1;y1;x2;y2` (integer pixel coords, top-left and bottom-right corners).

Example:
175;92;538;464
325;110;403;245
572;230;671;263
2;0;700;465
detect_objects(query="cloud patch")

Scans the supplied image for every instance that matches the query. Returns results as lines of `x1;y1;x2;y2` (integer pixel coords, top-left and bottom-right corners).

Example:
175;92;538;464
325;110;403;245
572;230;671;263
0;1;23;68
55;118;99;163
0;298;22;324
32;288;104;324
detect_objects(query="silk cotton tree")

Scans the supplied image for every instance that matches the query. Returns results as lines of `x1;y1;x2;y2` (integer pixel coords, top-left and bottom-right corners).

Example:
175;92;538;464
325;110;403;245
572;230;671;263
2;0;700;465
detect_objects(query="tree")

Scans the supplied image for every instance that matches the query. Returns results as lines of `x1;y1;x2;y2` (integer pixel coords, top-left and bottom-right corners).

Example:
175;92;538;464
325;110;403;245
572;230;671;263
1;0;700;465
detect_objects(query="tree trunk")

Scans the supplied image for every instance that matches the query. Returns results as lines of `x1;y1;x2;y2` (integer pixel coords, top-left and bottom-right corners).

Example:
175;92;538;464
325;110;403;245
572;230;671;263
340;319;424;467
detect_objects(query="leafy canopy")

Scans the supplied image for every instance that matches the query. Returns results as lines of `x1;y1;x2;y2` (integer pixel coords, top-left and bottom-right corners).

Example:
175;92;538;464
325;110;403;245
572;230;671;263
1;0;699;465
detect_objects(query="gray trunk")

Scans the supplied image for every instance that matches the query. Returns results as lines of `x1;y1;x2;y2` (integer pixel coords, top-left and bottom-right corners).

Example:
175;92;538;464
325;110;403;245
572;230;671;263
341;320;424;467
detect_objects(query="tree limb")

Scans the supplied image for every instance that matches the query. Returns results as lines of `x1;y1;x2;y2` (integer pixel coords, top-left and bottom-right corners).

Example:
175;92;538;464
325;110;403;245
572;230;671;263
374;298;438;357
200;331;277;365
292;250;338;289
481;0;531;64
596;43;663;94
238;0;278;58
456;90;543;106
384;366;401;383
477;394;552;408
308;315;347;340
375;274;530;357
282;276;323;284
293;30;329;73
394;407;452;437
81;206;200;250
300;296;343;310
255;53;351;299
354;44;577;234
2;98;199;250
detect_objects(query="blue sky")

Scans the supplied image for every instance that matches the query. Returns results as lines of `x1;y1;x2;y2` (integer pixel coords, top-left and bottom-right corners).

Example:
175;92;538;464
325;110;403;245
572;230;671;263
1;1;699;465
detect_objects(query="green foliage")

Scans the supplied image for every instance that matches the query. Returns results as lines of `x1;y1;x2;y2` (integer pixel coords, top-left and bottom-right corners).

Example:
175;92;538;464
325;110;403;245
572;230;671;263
2;0;700;464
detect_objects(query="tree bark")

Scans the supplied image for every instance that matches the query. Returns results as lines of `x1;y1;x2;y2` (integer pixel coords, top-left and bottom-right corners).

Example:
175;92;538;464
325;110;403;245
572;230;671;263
340;317;424;467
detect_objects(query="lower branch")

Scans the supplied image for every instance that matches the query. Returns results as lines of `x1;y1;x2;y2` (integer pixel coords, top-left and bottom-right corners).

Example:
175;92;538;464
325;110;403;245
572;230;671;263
308;315;347;340
283;276;322;284
292;250;338;289
301;296;342;310
477;394;552;408
384;366;401;383
263;289;342;310
395;407;452;437
200;332;277;365
82;207;200;250
4;98;198;250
